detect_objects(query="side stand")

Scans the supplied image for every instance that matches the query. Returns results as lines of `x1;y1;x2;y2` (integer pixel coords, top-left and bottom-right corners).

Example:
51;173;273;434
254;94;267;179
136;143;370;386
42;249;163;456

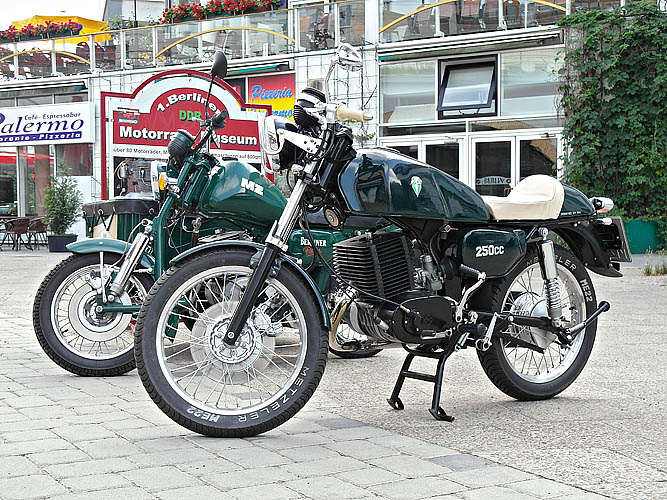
387;344;455;422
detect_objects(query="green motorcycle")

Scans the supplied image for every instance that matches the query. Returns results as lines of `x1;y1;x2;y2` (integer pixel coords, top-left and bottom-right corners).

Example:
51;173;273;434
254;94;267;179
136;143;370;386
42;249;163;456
32;55;381;377
134;45;631;437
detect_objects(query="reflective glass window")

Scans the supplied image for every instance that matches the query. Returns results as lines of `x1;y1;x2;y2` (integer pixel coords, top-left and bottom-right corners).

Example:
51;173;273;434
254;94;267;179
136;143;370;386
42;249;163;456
501;49;561;116
380;61;436;123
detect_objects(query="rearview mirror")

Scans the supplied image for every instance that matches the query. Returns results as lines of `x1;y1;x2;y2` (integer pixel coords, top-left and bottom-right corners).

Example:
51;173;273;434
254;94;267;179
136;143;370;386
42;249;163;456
211;51;228;80
335;44;362;72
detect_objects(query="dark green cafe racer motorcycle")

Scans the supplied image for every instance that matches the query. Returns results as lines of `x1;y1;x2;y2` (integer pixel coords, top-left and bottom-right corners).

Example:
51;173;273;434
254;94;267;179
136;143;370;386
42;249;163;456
134;44;632;437
32;53;381;378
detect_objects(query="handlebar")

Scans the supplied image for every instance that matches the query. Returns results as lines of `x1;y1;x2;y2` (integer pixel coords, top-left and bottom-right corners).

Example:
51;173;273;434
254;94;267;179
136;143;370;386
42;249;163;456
336;105;373;122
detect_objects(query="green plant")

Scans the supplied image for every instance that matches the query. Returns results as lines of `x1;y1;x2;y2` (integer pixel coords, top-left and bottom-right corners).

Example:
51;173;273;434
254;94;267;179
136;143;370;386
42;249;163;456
558;2;667;250
42;171;83;235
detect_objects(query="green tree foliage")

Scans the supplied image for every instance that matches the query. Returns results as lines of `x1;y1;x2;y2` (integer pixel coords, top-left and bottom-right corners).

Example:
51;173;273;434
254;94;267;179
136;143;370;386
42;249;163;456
559;2;667;246
42;171;83;235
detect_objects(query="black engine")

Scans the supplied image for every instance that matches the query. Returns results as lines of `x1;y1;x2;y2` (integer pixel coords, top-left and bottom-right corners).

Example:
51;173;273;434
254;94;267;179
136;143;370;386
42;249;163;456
333;232;456;344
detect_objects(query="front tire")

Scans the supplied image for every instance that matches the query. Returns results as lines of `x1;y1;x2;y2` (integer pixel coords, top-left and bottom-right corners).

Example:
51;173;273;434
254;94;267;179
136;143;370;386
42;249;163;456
33;253;153;376
134;249;328;437
474;246;597;401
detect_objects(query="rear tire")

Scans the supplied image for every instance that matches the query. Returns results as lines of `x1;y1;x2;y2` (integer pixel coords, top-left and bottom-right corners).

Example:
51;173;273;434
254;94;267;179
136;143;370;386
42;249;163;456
33;253;153;376
474;246;597;401
135;248;328;437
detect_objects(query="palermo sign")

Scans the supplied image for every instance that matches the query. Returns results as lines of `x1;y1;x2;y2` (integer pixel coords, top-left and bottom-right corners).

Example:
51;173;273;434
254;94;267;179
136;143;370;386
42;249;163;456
0;102;95;146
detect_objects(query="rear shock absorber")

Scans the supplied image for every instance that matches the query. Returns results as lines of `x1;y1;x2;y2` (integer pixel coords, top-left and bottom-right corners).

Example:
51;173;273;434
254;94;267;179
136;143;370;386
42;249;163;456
537;228;563;325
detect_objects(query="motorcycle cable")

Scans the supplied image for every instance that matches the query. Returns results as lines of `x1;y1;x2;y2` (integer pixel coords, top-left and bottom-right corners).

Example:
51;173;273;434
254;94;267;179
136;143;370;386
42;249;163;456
298;201;410;314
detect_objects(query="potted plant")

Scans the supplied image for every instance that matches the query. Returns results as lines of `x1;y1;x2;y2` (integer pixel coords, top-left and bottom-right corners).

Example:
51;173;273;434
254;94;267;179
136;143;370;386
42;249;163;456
42;170;83;252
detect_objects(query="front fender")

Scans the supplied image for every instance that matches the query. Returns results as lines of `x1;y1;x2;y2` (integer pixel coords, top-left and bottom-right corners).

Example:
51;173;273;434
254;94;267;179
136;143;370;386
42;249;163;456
67;238;155;271
554;222;622;277
171;241;331;329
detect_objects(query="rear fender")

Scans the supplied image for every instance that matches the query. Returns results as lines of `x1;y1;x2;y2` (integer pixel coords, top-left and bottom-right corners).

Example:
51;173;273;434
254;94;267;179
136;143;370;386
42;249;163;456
66;238;155;271
554;222;622;277
170;241;331;329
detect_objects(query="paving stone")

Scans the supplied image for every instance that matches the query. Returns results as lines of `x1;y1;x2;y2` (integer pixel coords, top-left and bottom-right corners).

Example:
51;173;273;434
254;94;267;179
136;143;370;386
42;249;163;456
289;476;369;499
46;457;137;479
27;449;90;466
219;447;290;468
368;434;432;449
555;494;611;500
320;425;394;441
156;486;234;500
175;457;241;476
61;472;133;492
114;425;188;441
185;435;255;452
0;456;40;478
52;424;116;442
278;417;331;434
102;418;154;431
226;483;301;500
203;466;296;490
3;395;55;408
444;465;535;488
49;487;157;500
122;465;202;491
75;437;143;458
309;416;367;430
326;439;399;460
457;486;541;500
0;438;74;456
369;454;453;478
507;478;586;498
368;476;466;499
429;453;494;471
282;456;368;478
278;444;342;463
0;474;67;499
399;442;460;458
137;436;201;453
335;467;405;487
249;432;332;451
129;448;221;468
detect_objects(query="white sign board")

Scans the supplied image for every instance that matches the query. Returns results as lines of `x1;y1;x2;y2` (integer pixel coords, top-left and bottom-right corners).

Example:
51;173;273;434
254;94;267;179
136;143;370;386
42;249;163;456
0;102;95;146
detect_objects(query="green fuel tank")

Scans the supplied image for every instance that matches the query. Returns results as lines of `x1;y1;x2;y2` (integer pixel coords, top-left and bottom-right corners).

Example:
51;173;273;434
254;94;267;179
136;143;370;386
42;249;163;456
338;148;490;222
199;160;287;229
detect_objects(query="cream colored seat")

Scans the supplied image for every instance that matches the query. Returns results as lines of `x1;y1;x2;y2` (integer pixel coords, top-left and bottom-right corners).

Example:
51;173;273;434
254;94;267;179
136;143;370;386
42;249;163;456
482;175;564;221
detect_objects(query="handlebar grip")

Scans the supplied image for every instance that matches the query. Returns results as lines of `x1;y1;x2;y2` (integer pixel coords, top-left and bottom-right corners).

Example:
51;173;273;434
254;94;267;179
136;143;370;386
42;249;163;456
336;105;373;122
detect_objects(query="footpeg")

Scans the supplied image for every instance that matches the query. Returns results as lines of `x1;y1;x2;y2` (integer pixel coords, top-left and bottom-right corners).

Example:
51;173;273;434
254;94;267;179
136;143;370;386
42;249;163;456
563;301;610;343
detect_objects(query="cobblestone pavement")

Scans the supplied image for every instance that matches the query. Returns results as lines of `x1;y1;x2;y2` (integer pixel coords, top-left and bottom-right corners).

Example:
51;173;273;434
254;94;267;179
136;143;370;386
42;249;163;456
1;249;665;500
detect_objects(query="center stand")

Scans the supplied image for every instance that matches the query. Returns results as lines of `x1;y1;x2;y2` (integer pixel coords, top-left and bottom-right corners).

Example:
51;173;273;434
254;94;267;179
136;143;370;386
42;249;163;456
387;343;457;422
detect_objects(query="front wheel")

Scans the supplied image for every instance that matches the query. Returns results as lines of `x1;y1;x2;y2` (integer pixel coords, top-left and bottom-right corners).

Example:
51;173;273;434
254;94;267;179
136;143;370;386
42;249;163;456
134;249;328;437
474;246;597;401
33;253;153;376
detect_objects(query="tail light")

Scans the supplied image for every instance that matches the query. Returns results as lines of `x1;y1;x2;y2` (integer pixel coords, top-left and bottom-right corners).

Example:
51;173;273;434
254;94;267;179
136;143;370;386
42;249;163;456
590;197;614;214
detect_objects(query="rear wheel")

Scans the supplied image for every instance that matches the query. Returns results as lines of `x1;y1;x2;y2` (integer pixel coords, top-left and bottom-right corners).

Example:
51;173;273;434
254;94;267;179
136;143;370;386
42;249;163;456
134;249;328;437
475;247;597;400
33;253;153;376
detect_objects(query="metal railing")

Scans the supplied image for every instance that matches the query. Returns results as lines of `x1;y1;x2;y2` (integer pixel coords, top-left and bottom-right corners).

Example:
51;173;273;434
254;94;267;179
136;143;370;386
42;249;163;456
0;1;367;82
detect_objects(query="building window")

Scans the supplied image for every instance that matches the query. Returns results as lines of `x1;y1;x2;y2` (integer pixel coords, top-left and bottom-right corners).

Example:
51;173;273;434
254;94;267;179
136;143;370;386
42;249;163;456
17;95;52;106
501;49;561;116
56;144;93;177
0;147;17;216
438;60;496;114
0;97;15;108
380;60;436;123
54;92;88;104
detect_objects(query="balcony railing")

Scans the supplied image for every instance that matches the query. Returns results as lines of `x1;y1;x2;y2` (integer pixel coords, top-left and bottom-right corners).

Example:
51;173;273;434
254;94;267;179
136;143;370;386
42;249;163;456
0;1;366;81
379;0;627;43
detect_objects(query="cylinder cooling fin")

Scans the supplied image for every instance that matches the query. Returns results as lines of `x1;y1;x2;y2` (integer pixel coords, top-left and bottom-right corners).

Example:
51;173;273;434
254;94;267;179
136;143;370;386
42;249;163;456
333;232;415;300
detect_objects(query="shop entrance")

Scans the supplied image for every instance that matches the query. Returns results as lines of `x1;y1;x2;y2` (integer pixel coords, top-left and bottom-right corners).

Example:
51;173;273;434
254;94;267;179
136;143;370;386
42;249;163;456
381;131;562;196
383;139;464;181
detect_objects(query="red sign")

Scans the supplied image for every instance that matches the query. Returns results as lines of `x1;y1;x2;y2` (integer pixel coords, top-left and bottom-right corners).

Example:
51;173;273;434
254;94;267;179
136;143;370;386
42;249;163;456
101;69;272;198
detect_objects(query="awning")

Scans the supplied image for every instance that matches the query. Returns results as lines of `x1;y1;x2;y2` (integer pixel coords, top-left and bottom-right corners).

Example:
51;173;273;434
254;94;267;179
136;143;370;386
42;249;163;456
11;16;111;43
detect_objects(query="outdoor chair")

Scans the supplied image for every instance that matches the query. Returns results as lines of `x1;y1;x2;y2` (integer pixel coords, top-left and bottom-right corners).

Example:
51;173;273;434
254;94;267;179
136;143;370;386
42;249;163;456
28;217;48;248
5;217;32;251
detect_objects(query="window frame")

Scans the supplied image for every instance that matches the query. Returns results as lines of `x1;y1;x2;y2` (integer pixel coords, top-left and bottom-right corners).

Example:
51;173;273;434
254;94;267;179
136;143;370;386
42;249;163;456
437;58;497;115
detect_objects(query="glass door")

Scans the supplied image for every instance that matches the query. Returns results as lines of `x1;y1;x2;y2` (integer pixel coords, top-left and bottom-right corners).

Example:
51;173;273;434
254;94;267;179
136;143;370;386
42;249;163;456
0;147;17;216
18;145;54;216
517;134;561;181
471;138;515;197
424;140;462;180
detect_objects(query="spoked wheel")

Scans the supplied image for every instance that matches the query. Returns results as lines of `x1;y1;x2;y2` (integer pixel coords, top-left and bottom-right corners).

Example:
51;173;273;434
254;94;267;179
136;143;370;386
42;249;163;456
329;324;382;359
33;253;153;376
475;247;597;400
135;249;328;437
